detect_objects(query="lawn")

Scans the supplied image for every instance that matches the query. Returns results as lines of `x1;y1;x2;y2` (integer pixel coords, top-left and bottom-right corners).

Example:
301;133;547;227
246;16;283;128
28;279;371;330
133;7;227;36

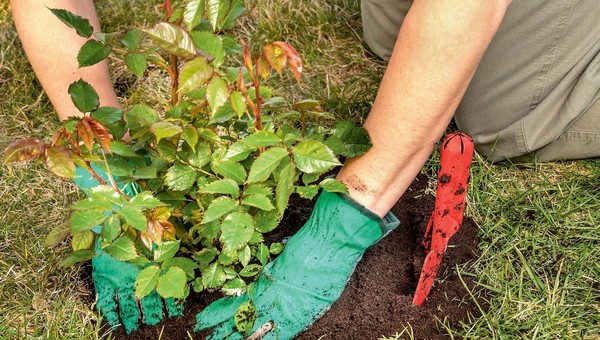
1;0;598;339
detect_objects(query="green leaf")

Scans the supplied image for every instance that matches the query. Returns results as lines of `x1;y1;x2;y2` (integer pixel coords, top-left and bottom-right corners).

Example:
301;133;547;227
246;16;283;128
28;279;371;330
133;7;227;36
201;262;226;289
124;53;147;78
302;172;320;185
45;146;76;179
242;131;281;148
178;57;214;92
130;192;166;209
68;79;99;113
156;267;187;299
109;141;138;157
254;210;280;233
91;107;123;125
134;166;158;179
156;140;178;163
256;243;270;265
182;125;199;148
45;223;71;247
297;185;320;199
206;77;228;115
202;196;238;224
292;140;341;174
70;210;106;234
332;121;372;157
238;245;251;267
187;142;211;168
72;198;113;212
244;184;273;197
165;164;197;191
134;265;160;299
144;22;197;59
150;122;182;143
104;237;138;261
242;194;275;211
100;215;121;242
224;142;253;162
320;178;349;194
190;31;225;67
276;161;296;215
59;250;94;268
239;264;262;278
198;128;221;143
162;257;199;280
293;99;321;110
234;301;257;335
49;8;93;38
72;230;94;251
220;212;254;252
154;241;181;262
205;0;222;31
193;248;220;267
217;160;247;184
78;40;112;67
184;0;205;30
200;179;240;196
119;205;147;231
247;147;288;184
230;91;246;118
269;242;284;255
122;29;143;51
222;277;247;296
126;105;159;130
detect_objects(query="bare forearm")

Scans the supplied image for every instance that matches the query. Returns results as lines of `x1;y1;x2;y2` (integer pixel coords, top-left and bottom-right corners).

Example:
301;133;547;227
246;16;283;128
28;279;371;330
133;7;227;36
11;0;119;120
339;0;511;216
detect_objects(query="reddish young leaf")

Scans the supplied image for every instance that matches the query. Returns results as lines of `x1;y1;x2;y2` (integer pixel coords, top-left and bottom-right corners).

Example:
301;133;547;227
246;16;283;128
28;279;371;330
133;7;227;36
77;117;95;151
160;220;176;241
256;55;271;79
45;145;76;179
273;41;302;82
147;219;165;245
2;138;46;165
263;43;286;75
237;66;247;93
87;118;112;152
241;40;255;83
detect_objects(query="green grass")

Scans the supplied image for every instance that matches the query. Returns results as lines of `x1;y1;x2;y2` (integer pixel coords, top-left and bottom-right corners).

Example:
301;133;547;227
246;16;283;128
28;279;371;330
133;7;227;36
1;0;599;339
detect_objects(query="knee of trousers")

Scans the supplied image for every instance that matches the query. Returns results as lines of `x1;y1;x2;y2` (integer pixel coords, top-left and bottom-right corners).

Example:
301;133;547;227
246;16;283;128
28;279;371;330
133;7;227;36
360;0;412;60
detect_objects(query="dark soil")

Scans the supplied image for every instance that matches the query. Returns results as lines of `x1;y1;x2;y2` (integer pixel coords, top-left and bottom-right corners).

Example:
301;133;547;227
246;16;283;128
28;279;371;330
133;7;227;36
99;173;483;339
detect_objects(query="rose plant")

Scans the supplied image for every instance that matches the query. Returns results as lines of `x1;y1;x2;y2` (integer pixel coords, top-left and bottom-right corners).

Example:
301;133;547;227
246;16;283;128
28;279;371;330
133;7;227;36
3;0;371;306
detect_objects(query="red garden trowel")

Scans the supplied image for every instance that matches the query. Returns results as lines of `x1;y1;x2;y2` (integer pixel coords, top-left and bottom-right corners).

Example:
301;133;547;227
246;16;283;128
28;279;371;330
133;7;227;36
413;132;475;306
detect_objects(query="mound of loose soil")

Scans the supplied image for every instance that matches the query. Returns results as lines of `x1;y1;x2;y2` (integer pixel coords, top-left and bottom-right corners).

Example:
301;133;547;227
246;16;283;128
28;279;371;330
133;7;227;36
98;173;482;339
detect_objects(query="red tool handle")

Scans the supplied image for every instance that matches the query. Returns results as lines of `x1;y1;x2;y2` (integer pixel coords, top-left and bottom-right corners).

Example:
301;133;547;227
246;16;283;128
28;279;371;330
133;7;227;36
413;132;474;306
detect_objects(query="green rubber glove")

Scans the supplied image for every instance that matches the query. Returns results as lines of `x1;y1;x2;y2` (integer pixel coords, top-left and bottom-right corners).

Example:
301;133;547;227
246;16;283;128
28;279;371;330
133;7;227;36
194;190;400;339
73;166;184;333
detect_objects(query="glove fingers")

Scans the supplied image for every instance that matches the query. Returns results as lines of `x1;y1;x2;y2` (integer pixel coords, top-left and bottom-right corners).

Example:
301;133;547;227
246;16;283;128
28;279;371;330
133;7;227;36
94;281;120;328
166;298;185;317
140;291;164;326
206;319;240;340
195;295;247;332
117;288;140;334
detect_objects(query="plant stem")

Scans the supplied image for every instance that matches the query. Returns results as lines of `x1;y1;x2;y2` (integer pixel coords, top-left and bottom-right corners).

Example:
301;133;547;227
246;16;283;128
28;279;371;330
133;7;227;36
99;148;129;199
253;78;262;131
170;54;179;106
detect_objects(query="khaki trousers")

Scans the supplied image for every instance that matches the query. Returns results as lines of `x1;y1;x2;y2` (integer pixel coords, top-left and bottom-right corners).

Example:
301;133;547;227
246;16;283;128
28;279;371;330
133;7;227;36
361;0;600;162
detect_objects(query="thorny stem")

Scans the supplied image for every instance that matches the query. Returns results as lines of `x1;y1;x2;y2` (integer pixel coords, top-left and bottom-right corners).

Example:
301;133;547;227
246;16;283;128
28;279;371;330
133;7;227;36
253;78;263;131
99;147;129;199
163;0;179;106
170;54;179;106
